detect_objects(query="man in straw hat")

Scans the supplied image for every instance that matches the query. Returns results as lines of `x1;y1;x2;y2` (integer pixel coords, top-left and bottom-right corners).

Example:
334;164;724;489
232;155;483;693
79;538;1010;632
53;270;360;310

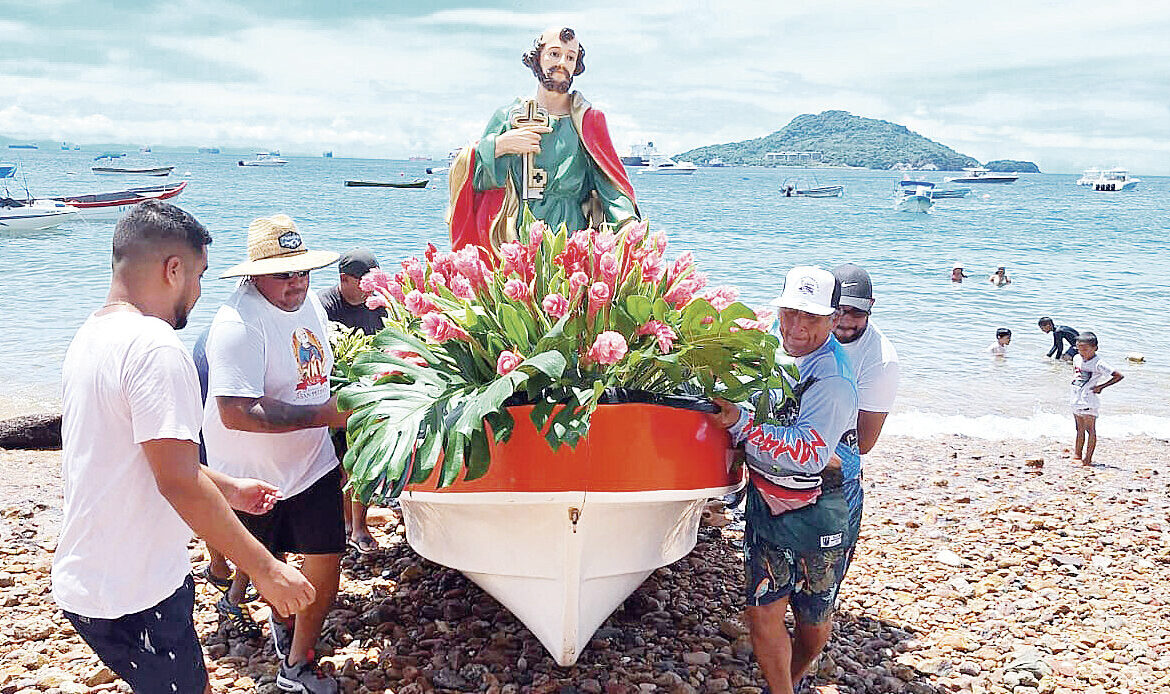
202;214;349;693
53;200;315;694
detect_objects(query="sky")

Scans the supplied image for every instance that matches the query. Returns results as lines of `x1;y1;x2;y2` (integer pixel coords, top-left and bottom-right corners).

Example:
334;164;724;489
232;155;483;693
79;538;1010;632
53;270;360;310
3;1;1169;174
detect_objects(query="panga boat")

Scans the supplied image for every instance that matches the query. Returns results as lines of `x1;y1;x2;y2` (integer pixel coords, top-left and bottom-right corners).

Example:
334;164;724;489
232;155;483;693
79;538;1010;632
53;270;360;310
1083;168;1139;191
344;179;429;188
926;186;971;199
399;403;744;666
640;157;697;175
782;178;843;198
944;167;1017;184
238;152;288;167
47;181;188;220
0;198;80;232
91;165;174;176
895;180;934;213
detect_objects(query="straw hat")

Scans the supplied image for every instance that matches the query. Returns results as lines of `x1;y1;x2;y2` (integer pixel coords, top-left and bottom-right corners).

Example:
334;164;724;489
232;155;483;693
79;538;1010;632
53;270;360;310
219;214;339;278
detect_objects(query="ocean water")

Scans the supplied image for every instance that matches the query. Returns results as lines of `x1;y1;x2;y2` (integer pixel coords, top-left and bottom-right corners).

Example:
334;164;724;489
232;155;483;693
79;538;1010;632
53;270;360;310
2;149;1167;438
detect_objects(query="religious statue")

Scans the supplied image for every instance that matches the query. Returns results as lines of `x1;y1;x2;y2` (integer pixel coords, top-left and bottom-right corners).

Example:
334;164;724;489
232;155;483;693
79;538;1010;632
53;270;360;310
448;27;640;252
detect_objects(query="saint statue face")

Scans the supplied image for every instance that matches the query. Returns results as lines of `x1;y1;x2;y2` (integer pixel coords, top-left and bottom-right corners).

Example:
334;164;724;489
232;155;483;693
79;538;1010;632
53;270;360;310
537;34;579;93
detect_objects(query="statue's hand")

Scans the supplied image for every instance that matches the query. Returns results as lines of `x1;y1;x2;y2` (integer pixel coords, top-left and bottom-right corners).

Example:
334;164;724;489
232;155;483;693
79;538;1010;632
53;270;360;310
495;126;553;157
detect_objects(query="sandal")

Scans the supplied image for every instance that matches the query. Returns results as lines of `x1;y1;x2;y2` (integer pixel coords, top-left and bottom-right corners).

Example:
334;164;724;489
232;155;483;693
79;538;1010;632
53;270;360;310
347;535;379;555
198;565;260;602
216;595;263;639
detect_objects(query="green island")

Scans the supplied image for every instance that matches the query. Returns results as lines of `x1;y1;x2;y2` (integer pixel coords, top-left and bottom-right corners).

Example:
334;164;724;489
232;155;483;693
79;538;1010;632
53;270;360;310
676;110;1040;172
984;159;1041;173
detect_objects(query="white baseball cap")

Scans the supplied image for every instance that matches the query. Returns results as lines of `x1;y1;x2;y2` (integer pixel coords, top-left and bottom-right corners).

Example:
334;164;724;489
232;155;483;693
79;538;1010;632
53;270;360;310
769;266;839;316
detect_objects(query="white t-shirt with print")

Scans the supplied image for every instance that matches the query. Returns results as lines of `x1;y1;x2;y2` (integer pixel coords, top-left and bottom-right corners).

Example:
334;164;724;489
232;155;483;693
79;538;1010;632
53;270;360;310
53;312;202;619
202;282;337;498
1070;354;1115;412
838;322;900;414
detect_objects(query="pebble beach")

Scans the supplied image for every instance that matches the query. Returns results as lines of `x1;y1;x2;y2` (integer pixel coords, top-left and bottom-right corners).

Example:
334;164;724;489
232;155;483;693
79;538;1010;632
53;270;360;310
2;433;1168;694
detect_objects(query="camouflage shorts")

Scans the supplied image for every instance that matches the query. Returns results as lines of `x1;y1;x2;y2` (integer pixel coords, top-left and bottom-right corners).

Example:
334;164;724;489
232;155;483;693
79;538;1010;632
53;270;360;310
744;529;848;623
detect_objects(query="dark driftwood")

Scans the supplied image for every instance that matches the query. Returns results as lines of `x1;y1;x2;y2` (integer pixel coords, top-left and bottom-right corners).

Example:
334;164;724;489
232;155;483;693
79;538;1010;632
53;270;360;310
0;413;62;450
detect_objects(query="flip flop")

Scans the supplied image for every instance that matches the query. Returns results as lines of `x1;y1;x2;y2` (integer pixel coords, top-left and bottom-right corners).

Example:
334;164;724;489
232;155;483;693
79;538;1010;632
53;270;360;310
347;536;379;555
197;564;233;591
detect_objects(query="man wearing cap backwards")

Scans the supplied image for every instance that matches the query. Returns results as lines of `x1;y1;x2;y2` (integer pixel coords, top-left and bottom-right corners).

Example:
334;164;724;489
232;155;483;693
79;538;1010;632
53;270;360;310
711;266;859;694
53;200;315;694
203;214;350;693
448;26;639;252
318;248;387;555
831;264;900;581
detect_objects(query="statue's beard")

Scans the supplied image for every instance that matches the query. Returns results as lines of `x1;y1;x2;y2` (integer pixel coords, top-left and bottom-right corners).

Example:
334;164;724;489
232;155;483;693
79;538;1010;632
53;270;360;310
536;66;573;93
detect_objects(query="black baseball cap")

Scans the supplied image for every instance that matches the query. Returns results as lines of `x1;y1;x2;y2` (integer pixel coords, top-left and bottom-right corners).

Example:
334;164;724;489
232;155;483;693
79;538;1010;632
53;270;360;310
338;248;379;278
832;263;874;313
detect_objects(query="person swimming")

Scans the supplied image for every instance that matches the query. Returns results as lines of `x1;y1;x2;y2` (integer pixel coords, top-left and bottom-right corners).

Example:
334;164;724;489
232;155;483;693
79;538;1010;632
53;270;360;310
989;266;1011;286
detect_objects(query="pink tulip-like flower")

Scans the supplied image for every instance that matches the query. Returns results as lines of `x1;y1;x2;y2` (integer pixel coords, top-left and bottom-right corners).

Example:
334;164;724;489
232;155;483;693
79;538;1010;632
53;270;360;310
421;312;470;342
703;285;740;311
731;317;768;332
586;331;628;365
542;293;569;319
365;293;390;310
668;252;695;283
401;257;426;291
599;252;619;287
635;319;678;353
387;283;406;303
555;231;591;274
424;242;439;263
592;228;616;254
624;220;649;247
587;281;611;316
527;221;548;249
650;231;668;254
429;272;447;290
432;252;457;281
640;253;664;282
453;246;487;289
499;242;529;278
404;290;439;317
503;278;531;303
754;309;775;326
449;274;475;300
569;271;590;296
496;350;523;376
359;268;393;294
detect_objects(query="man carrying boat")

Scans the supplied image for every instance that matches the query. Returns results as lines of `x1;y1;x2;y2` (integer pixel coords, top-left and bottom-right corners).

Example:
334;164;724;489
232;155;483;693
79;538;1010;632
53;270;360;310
448;27;639;252
712;266;859;694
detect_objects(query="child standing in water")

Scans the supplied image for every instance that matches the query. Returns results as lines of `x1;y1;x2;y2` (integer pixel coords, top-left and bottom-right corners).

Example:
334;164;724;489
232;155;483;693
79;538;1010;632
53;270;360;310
1070;332;1124;465
987;328;1011;357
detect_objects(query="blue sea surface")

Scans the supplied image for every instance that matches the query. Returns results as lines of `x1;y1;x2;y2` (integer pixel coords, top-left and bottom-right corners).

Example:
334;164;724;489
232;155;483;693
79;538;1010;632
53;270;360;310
2;150;1166;437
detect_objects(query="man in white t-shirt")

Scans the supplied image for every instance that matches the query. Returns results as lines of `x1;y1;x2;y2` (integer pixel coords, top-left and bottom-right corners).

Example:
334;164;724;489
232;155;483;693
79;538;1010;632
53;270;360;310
53;200;314;694
203;214;349;693
831;264;900;578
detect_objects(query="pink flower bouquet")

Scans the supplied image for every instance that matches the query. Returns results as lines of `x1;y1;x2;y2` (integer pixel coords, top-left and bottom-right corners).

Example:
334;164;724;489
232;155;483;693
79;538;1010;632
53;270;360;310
336;211;786;502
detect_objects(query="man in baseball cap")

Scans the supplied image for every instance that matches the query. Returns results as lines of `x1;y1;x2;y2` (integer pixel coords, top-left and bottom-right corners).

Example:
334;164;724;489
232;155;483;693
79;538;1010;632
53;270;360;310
712;265;858;694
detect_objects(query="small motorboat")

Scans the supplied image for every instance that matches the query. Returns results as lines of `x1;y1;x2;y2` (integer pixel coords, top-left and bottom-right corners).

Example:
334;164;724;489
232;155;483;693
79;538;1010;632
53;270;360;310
0;198;80;232
895;180;934;213
944;167;1017;184
238;152;288;167
640;157;697;175
344;179;429;188
1083;168;1139;191
782;178;844;198
92;165;174;176
927;187;971;199
47;181;188;220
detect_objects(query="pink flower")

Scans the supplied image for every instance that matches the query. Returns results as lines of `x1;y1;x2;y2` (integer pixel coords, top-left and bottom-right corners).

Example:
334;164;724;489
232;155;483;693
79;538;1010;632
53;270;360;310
453;246;487;289
754;309;775;325
449;274;475;300
624;220;649;247
586;331;628;365
503;278;531;303
640;253;664;282
527;221;548;249
385;348;428;367
387;283;406;303
421;313;470;342
432;252;457;280
731;317;768;332
667;252;694;283
592;228;616;254
554;231;591;274
569;271;590;296
587;281;611;316
359;268;393;294
496;350;523;375
499;242;529;278
429;272;447;290
703;285;740;311
635;319;678;353
401;257;426;291
424;242;439;263
404;290;439;317
599;252;619;287
650;231;668;254
542;293;569;319
365;293;390;310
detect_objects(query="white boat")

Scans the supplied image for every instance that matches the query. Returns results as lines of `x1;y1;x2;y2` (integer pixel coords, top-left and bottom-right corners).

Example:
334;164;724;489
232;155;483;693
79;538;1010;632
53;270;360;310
1083;168;1139;191
238;152;288;167
0;198;80;232
1075;169;1100;186
641;157;697;175
895;180;934;213
782;177;844;198
399;404;742;666
91;165;174;176
706;157;725;167
944;167;1018;184
927;187;971;199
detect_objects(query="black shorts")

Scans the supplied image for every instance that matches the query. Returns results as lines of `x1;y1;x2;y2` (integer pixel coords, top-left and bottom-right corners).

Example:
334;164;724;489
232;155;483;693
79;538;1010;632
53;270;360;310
238;467;345;556
64;575;208;694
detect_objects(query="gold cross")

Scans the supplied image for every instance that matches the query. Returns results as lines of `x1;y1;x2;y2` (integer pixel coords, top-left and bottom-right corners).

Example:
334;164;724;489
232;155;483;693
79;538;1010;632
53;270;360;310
508;99;550;201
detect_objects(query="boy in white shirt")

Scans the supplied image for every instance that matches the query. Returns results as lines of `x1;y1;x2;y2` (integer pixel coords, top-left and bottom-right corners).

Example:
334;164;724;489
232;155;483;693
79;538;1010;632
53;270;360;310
1070;332;1123;466
987;328;1011;357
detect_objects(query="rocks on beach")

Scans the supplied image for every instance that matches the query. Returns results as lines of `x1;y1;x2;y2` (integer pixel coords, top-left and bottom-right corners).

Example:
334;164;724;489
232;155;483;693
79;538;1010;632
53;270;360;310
2;435;1169;693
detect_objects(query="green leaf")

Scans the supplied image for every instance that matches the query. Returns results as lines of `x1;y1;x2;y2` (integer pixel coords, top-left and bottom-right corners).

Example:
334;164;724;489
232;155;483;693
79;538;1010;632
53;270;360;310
626;295;652;323
498;303;533;349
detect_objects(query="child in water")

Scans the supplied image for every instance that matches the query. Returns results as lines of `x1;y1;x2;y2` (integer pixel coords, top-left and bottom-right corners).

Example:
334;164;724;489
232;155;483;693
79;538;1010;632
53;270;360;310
1070;332;1124;466
987;328;1011;357
988;267;1011;286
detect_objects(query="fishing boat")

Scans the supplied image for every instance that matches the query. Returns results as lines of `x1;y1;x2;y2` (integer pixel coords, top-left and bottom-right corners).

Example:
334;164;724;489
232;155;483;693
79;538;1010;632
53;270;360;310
399;403;743;666
944;167;1017;184
641;157;697;175
895;180;934;213
781;177;844;198
0;198;80;232
91;165;174;176
7;144;37;150
46;181;188;220
1083;168;1139;191
344;179;428;188
238;152;288;167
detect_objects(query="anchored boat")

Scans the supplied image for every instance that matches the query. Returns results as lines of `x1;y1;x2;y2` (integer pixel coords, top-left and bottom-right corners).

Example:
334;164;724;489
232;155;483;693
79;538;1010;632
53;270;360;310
399;403;743;666
47;181;188;220
344;179;429;188
0;199;80;232
92;165;174;176
944;167;1017;184
895;180;934;213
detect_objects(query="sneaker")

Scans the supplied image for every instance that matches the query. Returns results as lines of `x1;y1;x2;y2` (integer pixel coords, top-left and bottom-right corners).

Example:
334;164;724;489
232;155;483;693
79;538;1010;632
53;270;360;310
268;611;294;659
276;657;338;694
215;595;262;639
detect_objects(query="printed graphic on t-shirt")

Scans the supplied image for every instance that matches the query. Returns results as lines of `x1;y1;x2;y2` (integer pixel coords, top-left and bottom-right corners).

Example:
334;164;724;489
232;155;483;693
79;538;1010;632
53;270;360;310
293;327;328;391
1072;361;1094;387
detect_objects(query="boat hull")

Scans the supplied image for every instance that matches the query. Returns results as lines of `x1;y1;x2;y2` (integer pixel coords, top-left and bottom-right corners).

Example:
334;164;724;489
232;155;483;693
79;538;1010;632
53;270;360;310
895;194;933;213
91;166;174;176
344;180;428;188
796;186;844;198
943;175;1016;184
50;182;188;220
399;403;741;666
0;203;79;232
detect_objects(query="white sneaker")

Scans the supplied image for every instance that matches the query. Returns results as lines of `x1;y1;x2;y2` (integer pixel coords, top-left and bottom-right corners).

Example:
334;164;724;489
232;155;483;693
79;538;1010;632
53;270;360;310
276;657;337;694
268;612;293;659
